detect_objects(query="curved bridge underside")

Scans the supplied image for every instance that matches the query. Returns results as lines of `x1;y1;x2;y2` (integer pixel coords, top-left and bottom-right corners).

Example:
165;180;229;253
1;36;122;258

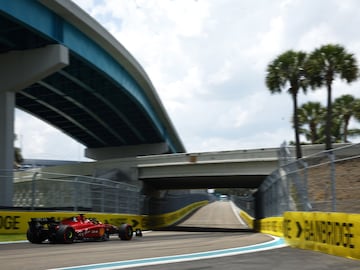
0;0;184;206
0;0;185;157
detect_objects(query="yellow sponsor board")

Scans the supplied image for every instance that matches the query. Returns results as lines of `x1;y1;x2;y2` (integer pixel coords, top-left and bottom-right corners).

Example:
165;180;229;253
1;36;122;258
0;201;208;234
283;212;360;260
239;210;255;229
257;217;284;237
0;211;148;234
149;200;209;228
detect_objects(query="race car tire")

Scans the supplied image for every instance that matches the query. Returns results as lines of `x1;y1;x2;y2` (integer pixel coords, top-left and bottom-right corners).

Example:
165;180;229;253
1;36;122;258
118;224;133;240
26;229;46;244
56;225;75;244
135;229;143;237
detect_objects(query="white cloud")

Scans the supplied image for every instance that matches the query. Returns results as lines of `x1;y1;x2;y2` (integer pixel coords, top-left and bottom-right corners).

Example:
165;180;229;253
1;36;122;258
297;24;338;51
15;110;87;161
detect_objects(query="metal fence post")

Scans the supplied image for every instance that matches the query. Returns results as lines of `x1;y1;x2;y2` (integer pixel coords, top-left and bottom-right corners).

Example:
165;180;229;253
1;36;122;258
299;160;309;211
31;172;39;210
328;151;336;212
115;184;119;213
101;179;105;213
73;177;78;212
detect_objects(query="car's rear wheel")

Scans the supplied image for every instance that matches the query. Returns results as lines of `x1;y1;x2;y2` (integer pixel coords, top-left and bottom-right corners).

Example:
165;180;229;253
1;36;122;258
56;225;75;244
27;229;46;244
118;224;133;240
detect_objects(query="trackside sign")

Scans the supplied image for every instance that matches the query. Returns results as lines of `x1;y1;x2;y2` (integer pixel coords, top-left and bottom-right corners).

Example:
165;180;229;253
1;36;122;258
283;212;360;260
0;201;208;234
0;212;147;234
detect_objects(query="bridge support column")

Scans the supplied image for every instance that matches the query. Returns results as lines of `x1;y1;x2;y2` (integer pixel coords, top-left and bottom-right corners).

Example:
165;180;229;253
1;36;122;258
0;91;15;207
0;44;69;207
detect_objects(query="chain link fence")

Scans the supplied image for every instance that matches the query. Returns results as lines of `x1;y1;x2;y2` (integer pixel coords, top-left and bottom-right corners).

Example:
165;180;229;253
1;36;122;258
231;194;255;217
10;170;142;214
257;143;360;218
5;143;359;218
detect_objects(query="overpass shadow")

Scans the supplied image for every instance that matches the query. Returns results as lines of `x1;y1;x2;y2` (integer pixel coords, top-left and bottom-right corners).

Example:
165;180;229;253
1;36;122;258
156;226;254;233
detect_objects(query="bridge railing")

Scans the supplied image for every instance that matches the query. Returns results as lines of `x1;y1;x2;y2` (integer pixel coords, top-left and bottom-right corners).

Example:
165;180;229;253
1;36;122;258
7;170;142;214
257;143;360;218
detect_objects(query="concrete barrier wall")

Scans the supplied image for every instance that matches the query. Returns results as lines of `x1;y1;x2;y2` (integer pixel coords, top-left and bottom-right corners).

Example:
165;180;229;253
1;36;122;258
239;210;255;229
147;194;210;214
147;200;209;228
2;207;358;260
0;211;147;233
257;216;284;237
0;201;208;234
283;212;359;260
256;212;360;260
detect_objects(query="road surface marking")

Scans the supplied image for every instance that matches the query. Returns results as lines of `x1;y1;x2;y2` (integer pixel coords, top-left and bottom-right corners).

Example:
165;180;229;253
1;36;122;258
50;236;287;270
230;201;246;226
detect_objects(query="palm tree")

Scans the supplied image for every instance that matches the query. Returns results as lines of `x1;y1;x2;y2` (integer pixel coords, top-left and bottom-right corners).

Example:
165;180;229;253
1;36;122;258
306;44;359;150
266;50;308;159
333;95;357;142
14;134;23;169
297;102;326;144
334;95;360;142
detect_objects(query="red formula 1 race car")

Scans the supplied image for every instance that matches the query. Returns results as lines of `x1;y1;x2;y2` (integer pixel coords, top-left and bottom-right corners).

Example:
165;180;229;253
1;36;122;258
27;214;142;244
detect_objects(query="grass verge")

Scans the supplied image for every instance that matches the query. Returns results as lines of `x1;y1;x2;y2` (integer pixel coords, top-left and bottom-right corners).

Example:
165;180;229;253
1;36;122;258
0;234;27;242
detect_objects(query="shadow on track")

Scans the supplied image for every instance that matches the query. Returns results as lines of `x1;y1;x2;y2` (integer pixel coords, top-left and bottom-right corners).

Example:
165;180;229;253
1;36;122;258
156;226;254;233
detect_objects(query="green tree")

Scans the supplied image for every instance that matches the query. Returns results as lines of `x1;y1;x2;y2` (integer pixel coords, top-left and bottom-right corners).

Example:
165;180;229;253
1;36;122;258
334;95;360;142
297;102;325;144
266;50;308;159
306;44;359;150
14;134;23;169
351;99;360;139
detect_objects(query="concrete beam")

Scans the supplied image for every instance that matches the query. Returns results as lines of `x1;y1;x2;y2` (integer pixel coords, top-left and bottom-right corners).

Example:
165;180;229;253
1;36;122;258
138;159;278;179
0;44;69;207
85;143;170;160
137;158;278;190
0;44;69;93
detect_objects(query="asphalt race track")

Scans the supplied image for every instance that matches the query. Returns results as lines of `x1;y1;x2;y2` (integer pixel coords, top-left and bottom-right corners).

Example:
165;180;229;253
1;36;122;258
1;202;359;270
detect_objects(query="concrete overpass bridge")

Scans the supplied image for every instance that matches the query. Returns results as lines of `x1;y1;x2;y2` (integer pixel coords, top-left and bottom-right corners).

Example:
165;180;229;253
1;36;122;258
20;144;330;193
136;144;332;191
137;149;278;190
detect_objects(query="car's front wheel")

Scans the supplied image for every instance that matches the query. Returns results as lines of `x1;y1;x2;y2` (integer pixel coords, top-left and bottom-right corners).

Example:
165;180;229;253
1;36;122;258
118;224;133;240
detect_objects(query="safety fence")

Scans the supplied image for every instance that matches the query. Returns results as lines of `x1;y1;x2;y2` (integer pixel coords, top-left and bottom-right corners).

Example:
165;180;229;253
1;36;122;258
6;170;142;214
257;143;360;218
231;194;255;218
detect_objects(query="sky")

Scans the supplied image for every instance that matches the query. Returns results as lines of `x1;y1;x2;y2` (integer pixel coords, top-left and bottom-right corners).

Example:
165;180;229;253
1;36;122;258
15;0;360;161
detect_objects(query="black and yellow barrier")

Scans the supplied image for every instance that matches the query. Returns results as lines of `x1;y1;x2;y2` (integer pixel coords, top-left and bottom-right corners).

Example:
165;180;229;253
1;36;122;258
255;212;360;260
3;205;358;260
0;200;208;235
256;216;284;237
0;211;148;234
283;212;359;260
147;200;209;228
239;210;255;229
